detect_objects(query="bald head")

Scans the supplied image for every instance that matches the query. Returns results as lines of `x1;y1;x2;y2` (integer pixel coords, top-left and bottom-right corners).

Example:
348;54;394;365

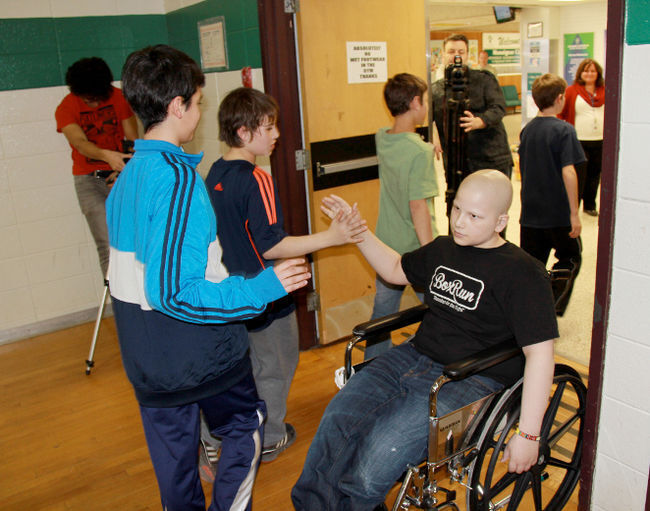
458;169;513;215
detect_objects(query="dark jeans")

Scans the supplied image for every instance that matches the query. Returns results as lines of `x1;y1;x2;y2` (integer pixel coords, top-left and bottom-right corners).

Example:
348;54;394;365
291;342;502;511
520;226;582;315
575;140;603;211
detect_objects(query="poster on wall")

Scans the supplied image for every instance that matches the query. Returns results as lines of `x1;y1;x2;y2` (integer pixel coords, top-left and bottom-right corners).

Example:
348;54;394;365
198;17;228;71
430;39;444;81
482;32;521;70
521;39;549;124
346;42;387;84
564;32;594;82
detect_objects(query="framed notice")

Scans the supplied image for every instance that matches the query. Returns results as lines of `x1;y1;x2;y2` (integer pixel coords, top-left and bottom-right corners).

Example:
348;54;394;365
346;42;387;84
527;22;543;39
198;17;228;71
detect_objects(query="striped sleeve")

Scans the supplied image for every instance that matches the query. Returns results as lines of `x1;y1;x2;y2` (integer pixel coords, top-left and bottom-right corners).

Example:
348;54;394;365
141;154;286;323
244;167;287;256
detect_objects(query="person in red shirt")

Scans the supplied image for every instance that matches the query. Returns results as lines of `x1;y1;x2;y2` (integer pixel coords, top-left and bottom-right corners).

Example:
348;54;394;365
55;57;138;276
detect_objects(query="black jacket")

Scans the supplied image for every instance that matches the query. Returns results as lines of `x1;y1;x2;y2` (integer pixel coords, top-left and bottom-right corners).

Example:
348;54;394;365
432;69;514;173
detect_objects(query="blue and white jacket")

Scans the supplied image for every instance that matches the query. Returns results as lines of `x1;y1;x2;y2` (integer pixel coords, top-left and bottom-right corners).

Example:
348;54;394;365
106;139;286;407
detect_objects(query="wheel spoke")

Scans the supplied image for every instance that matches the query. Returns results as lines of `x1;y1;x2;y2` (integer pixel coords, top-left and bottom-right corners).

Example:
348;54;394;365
540;382;566;438
506;472;531;511
531;467;544;511
547;455;579;471
547;414;579;448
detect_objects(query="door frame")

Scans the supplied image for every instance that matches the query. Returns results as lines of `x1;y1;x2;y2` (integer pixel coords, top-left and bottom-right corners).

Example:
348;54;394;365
578;0;624;508
257;0;317;350
256;1;624;507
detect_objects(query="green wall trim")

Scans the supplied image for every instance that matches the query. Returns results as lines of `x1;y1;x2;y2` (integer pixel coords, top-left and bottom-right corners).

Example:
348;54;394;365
626;0;650;45
0;0;262;92
166;0;261;72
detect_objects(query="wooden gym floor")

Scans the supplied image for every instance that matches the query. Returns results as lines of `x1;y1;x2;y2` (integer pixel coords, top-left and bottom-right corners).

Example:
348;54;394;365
0;318;586;510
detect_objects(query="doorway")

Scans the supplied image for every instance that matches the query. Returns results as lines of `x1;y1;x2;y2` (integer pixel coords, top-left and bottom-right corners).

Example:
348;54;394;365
256;1;622;508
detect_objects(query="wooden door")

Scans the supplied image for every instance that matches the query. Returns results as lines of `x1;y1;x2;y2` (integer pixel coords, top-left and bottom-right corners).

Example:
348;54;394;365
295;0;428;343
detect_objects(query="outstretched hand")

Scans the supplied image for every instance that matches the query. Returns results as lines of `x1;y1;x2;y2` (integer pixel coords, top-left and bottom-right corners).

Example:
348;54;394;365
273;258;311;294
320;194;355;220
321;195;367;245
502;432;540;474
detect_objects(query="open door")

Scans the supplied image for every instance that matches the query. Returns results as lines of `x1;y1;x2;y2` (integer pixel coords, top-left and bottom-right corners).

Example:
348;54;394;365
295;0;428;343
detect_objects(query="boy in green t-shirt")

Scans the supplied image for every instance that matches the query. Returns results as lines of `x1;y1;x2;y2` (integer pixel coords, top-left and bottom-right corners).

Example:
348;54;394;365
367;73;439;358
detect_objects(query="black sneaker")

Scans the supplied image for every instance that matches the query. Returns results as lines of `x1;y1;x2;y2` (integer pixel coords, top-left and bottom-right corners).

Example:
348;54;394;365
584;209;599;217
198;438;220;483
261;423;296;463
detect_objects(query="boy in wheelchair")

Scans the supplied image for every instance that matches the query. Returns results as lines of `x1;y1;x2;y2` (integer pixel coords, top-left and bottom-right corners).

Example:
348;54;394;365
292;170;558;510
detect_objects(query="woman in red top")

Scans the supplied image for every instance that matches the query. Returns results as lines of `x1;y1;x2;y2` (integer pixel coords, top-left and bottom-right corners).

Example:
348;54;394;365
558;58;605;216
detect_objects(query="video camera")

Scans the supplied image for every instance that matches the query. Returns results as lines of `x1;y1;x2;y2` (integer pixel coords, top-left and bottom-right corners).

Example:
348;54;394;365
444;55;469;94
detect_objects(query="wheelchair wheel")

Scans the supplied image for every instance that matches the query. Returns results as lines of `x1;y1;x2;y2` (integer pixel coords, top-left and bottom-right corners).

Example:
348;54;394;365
466;364;587;511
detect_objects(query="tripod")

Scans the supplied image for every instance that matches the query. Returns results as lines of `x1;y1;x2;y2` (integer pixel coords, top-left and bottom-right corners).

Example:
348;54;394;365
442;57;470;224
85;278;109;375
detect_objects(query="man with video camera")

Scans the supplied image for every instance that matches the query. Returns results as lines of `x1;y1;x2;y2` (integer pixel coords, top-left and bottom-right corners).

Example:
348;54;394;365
55;57;137;277
431;34;513;214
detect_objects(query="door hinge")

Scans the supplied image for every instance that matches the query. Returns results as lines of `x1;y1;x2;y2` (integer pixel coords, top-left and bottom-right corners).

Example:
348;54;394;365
306;290;320;312
284;0;299;14
295;148;310;171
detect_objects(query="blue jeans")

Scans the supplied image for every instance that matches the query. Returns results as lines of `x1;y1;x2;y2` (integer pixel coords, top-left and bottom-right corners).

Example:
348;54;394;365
291;342;502;511
365;276;424;360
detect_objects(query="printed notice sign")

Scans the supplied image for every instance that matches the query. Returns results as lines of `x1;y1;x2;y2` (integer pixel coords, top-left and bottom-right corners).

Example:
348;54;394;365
198;17;228;71
346;42;387;84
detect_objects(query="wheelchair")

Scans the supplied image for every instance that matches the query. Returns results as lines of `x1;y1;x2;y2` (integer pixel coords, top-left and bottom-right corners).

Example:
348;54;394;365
343;304;587;511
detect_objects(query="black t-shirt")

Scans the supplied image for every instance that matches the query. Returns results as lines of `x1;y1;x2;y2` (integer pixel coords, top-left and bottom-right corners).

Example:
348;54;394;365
518;116;586;228
401;236;558;386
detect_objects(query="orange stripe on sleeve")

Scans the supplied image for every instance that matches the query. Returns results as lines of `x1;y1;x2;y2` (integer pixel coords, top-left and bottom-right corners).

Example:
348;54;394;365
252;169;274;225
253;167;277;224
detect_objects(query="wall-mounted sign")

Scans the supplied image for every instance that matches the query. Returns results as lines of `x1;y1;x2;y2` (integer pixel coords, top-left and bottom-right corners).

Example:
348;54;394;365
346;42;387;84
521;38;549;123
564;32;594;83
482;32;521;65
198;17;228;71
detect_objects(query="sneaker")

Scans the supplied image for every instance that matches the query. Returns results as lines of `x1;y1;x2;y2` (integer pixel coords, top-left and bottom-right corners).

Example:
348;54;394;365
198;438;220;483
261;423;296;463
584;209;599;217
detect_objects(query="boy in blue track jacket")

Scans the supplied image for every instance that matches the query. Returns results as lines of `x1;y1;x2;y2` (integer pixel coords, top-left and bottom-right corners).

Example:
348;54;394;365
106;45;310;511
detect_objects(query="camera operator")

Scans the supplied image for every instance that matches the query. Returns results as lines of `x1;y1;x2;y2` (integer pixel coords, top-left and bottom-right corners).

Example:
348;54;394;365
431;35;513;180
55;57;137;277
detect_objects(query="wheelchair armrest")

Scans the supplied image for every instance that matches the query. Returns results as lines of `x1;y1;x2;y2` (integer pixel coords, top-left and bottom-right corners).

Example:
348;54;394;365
443;341;520;381
352;304;428;339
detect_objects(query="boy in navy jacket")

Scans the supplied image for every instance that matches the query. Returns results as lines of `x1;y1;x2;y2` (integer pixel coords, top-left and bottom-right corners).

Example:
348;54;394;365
200;88;365;471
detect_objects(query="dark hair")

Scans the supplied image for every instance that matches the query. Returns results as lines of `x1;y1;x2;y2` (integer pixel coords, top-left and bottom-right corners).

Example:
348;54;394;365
532;74;567;110
218;88;279;148
444;34;469;49
121;45;205;132
383;73;428;116
574;58;604;88
65;57;114;101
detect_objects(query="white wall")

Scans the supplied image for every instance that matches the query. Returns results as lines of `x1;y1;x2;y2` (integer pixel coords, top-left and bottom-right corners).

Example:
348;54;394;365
557;1;608;76
519;1;607;79
591;41;650;510
0;1;267;342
